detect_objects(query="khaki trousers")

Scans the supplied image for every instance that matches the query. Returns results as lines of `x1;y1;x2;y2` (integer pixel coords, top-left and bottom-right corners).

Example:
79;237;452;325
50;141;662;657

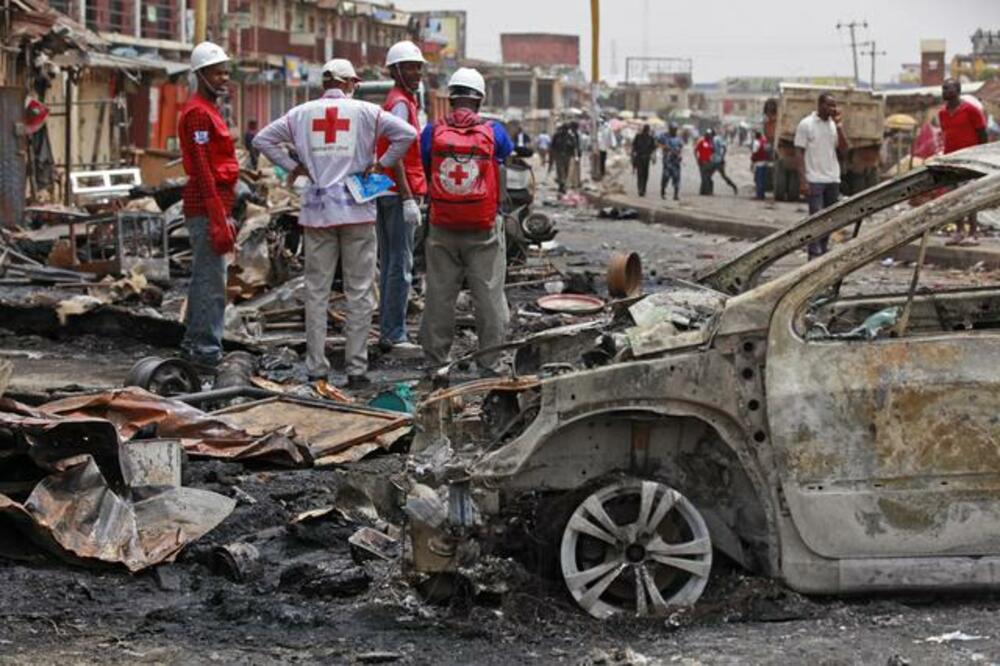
303;223;376;378
420;219;508;372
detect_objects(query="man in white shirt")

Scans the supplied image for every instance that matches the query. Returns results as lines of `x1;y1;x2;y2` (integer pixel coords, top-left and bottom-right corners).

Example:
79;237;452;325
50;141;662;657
794;92;848;259
253;59;417;387
597;120;617;179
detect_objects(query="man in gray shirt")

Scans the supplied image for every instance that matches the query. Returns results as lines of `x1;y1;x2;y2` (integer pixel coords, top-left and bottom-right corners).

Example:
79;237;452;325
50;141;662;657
794;93;848;259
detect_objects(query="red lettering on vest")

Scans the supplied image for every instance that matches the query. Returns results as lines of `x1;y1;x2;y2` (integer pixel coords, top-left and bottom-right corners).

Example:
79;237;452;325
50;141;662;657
312;107;351;144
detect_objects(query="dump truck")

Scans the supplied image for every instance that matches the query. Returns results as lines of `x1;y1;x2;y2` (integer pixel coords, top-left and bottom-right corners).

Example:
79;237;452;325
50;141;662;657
772;84;885;201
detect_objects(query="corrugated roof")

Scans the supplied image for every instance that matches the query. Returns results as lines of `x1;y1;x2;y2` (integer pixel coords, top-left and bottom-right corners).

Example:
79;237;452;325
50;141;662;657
52;50;187;75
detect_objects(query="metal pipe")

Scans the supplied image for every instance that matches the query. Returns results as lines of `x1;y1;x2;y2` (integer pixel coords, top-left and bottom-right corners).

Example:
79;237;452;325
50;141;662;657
63;70;72;206
895;230;931;337
173;386;274;405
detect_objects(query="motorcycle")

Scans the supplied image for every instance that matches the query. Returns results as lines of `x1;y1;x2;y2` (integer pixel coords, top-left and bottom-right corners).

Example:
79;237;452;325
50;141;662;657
503;146;557;265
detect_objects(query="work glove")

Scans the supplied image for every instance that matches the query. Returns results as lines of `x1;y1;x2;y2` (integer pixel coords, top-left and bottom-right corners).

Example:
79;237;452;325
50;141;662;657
207;200;237;255
402;198;422;226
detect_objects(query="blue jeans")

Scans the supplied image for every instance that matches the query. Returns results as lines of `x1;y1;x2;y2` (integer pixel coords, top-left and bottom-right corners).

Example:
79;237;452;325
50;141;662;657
753;164;768;200
181;216;226;364
661;161;681;198
807;182;840;259
376;195;414;344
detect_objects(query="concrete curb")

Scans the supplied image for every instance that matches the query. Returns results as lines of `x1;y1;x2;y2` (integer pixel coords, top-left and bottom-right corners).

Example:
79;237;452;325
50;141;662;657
586;192;1000;271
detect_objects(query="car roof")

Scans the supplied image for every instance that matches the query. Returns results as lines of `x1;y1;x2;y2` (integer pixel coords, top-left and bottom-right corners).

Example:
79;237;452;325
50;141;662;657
698;141;1000;294
927;141;1000;175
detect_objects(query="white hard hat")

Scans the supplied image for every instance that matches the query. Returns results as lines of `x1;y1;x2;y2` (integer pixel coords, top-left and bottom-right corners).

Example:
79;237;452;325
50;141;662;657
447;68;486;99
190;41;230;72
323;58;360;82
385;40;426;67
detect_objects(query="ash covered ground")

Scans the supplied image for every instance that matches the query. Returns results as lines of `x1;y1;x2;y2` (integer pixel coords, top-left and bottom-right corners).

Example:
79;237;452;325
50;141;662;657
3;162;1000;665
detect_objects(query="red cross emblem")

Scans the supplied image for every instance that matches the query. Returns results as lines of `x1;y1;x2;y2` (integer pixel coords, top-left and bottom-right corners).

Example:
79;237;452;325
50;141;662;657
448;163;469;186
312;106;351;144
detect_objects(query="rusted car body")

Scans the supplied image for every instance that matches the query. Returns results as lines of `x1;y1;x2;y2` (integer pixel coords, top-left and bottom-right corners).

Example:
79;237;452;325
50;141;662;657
410;143;1000;619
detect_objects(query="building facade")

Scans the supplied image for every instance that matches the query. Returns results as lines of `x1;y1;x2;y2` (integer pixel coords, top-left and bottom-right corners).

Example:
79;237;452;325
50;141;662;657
921;38;947;86
951;28;1000;82
42;0;417;151
500;33;579;68
411;10;465;66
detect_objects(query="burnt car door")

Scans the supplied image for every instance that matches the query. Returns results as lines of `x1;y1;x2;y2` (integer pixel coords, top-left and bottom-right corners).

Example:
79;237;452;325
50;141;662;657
765;174;1000;559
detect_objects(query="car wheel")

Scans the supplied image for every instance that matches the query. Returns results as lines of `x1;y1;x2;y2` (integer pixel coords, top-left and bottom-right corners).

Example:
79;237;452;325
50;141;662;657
559;478;712;619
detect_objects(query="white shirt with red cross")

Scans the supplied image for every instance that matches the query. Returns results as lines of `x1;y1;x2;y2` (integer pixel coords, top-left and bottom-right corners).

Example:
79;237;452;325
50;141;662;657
253;88;416;227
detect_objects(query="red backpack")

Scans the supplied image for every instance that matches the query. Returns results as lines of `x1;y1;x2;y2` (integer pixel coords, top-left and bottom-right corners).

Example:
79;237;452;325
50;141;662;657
429;122;499;231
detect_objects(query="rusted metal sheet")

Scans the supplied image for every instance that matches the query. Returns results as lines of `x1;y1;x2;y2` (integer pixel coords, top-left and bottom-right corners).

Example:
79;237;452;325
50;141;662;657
0;397;235;571
211;396;412;463
0;87;25;228
40;387;310;467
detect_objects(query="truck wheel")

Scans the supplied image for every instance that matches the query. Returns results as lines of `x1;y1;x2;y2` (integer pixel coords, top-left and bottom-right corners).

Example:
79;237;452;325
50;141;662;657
559;478;712;619
864;168;878;191
786;168;800;202
773;162;788;201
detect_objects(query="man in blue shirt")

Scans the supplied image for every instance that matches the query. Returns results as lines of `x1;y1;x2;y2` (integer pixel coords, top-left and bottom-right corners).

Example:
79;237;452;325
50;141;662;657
418;68;513;384
658;123;684;200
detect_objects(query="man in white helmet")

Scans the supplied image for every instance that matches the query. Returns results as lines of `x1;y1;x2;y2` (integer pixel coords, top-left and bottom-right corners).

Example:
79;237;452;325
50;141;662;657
177;41;238;371
375;40;427;356
253;59;417;388
418;67;514;384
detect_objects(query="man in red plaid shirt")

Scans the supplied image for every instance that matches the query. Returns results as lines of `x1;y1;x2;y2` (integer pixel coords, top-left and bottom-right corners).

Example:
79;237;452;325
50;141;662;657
177;42;239;370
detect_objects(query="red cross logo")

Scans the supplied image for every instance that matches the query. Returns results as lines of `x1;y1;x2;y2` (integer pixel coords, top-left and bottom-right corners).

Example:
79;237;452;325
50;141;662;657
448;163;469;186
312;106;351;144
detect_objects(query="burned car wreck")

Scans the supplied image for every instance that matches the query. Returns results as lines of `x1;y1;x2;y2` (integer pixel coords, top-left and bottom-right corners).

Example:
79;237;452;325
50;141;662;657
407;142;1000;619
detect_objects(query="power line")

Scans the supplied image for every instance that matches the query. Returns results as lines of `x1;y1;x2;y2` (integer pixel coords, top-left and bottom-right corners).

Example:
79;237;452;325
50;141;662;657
836;19;868;86
861;40;887;89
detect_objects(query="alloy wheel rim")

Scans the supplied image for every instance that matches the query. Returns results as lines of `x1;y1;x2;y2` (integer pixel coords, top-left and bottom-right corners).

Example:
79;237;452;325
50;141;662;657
559;479;712;619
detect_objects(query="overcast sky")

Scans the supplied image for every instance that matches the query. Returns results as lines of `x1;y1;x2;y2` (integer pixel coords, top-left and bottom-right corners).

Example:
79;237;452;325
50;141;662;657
393;0;1000;84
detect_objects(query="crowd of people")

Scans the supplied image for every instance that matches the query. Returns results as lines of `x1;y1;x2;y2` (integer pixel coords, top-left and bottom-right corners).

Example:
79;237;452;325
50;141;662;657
177;40;992;388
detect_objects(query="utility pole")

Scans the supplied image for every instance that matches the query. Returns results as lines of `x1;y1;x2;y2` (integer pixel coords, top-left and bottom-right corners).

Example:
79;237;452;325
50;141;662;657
591;0;601;180
641;0;650;58
836;20;868;87
862;41;887;89
194;0;207;43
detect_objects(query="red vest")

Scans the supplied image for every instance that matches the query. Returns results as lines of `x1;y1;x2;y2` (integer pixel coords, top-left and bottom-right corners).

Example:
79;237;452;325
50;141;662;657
378;87;427;196
751;136;770;163
429;121;499;231
178;94;239;192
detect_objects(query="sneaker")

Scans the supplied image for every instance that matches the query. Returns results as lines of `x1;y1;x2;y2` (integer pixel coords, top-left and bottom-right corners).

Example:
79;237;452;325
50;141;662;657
387;341;423;359
346;374;372;390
